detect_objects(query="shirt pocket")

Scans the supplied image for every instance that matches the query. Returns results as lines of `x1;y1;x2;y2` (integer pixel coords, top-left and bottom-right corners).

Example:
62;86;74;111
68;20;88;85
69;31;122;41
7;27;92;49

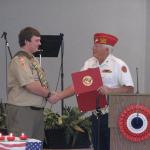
101;72;117;87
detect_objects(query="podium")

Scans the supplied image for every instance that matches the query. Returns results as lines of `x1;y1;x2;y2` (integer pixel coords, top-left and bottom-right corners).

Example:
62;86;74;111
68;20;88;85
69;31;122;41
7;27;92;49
109;94;150;150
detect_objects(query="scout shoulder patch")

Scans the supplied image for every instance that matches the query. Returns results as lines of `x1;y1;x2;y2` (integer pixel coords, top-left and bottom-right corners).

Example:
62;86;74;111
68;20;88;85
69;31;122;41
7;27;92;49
121;66;127;73
17;56;27;68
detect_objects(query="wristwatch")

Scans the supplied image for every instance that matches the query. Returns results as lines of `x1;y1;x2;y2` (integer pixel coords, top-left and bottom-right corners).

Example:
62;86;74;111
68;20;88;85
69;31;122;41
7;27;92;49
45;91;51;99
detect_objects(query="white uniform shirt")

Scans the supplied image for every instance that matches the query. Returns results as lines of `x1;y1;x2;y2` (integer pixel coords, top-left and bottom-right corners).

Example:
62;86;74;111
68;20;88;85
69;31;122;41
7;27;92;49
81;54;134;88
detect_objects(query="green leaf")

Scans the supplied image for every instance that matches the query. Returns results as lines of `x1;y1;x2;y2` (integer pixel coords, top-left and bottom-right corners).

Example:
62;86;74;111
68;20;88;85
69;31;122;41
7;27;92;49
44;106;92;145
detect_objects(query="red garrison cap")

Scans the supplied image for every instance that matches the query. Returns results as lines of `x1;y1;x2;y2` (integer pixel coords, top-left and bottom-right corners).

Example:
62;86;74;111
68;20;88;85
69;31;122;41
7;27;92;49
94;33;118;46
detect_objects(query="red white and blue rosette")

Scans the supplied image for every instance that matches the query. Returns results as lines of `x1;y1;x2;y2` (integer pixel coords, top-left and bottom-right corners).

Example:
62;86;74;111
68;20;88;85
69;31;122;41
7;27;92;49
118;104;150;142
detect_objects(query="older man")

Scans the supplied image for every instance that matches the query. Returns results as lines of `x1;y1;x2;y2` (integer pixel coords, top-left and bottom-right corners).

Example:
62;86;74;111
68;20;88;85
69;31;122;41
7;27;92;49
50;33;134;150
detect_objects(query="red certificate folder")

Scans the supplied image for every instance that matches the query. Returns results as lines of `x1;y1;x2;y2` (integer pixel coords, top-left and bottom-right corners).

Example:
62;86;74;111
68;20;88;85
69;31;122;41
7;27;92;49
71;67;107;112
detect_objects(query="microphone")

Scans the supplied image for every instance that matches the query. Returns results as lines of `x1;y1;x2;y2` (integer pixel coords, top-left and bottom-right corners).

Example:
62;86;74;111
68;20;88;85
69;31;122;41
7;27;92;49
38;49;43;52
136;67;139;94
37;49;43;54
1;32;7;39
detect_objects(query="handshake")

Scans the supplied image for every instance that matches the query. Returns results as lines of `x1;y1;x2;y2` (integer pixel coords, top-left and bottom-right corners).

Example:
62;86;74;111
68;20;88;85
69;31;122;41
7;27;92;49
46;85;112;104
46;91;63;104
46;85;75;104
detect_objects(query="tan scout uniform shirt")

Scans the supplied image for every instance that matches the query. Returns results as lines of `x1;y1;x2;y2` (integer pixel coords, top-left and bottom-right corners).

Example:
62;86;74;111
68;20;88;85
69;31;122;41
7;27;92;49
7;50;47;107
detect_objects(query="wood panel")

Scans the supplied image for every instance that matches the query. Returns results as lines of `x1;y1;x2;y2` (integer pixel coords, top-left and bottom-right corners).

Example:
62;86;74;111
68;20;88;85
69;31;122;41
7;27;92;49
109;94;150;127
108;94;150;150
110;128;150;150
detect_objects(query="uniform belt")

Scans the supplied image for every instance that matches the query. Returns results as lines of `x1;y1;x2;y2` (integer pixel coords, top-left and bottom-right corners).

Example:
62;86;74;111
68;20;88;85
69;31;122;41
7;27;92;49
100;105;109;115
30;106;44;110
93;105;109;116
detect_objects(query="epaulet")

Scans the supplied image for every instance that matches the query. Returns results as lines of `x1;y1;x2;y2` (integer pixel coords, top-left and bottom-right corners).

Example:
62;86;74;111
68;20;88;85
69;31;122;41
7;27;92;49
13;51;33;60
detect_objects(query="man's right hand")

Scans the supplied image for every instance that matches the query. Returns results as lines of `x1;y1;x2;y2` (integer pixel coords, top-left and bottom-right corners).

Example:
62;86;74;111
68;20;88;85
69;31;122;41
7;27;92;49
47;91;62;104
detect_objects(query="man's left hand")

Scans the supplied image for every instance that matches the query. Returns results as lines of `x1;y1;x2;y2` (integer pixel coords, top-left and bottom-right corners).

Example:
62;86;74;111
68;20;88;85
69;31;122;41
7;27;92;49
97;86;112;95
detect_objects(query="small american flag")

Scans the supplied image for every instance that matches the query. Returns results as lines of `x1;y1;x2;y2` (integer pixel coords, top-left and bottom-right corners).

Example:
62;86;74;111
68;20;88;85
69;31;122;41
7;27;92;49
0;138;43;150
26;140;43;150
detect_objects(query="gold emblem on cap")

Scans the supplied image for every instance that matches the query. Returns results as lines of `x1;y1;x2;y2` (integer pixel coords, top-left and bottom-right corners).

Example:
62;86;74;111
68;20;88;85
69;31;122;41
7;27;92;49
100;37;107;44
82;75;93;86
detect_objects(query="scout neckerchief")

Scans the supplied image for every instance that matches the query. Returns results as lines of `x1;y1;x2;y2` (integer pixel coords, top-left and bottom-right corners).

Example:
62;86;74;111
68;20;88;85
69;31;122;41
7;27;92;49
14;50;49;88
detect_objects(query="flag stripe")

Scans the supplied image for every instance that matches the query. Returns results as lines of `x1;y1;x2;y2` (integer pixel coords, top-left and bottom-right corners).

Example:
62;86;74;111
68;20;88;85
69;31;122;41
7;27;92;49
0;145;25;150
0;143;25;148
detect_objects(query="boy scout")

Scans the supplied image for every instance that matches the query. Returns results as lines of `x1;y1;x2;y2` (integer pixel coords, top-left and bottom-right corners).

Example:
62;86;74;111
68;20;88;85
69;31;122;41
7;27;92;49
6;27;55;141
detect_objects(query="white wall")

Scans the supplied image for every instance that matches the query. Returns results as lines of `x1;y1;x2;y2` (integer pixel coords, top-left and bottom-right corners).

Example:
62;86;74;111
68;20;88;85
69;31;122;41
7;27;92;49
0;0;147;113
145;0;150;93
